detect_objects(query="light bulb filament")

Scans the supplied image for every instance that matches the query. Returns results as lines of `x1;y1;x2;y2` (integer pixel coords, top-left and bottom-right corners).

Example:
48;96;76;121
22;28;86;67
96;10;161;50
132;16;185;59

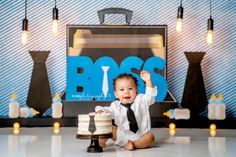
206;30;214;45
22;30;28;45
52;20;59;34
176;18;183;33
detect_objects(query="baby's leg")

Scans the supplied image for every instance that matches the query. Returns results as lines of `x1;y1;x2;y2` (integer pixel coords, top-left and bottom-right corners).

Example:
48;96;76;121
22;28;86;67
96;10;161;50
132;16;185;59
99;125;117;148
133;131;155;149
111;125;117;141
99;138;107;148
124;140;135;150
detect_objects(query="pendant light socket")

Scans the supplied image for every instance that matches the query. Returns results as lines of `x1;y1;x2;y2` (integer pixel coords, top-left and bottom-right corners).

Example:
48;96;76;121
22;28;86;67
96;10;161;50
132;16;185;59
207;17;214;30
177;6;184;19
22;18;28;31
53;7;58;20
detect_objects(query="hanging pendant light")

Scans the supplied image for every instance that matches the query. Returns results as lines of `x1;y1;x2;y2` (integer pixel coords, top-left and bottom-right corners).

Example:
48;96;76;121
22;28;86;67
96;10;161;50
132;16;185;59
176;0;184;33
206;0;214;45
52;0;59;35
22;0;28;45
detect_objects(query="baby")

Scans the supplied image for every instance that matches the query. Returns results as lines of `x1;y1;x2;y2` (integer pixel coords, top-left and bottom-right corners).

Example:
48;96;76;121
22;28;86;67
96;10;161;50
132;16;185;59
95;71;157;150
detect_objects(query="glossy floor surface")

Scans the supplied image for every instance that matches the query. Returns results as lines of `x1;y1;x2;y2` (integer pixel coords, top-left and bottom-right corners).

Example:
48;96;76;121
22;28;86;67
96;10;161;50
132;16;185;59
0;127;236;157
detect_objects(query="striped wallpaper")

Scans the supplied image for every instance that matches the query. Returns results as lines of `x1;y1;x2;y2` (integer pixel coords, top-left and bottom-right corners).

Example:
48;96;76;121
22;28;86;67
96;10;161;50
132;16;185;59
0;0;236;118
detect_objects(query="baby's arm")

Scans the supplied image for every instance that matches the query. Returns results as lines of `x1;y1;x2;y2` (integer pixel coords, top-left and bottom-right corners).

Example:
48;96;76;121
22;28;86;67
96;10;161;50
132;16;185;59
95;106;111;113
139;71;157;106
140;70;154;88
95;103;115;119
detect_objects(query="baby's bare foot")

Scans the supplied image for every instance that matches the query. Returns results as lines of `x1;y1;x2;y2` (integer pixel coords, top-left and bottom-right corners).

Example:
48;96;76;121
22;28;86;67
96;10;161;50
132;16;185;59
99;139;107;148
124;141;135;150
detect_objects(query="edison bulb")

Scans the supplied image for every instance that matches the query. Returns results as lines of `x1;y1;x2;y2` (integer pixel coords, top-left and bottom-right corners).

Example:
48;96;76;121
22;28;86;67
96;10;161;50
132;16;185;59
53;122;60;129
176;18;183;33
206;30;214;45
13;122;20;129
210;124;216;131
52;20;59;34
21;30;28;45
169;123;176;130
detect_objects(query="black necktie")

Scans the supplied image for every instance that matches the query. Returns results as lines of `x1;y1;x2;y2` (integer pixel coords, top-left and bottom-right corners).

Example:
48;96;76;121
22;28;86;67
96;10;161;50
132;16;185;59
121;102;139;133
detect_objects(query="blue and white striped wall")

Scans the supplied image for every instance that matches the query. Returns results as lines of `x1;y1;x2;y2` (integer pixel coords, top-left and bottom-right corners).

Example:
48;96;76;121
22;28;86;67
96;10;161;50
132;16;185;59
1;0;236;118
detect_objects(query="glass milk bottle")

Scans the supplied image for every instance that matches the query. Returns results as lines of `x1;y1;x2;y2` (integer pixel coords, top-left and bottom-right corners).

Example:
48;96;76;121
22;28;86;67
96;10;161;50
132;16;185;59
208;94;216;120
20;107;40;118
164;108;190;120
8;92;20;118
52;93;63;118
215;94;226;120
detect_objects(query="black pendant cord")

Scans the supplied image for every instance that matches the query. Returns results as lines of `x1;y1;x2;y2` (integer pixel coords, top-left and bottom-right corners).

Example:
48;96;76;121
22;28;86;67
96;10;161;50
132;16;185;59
177;0;183;19
22;0;28;31
207;0;214;31
25;0;27;19
54;0;57;8
209;0;212;18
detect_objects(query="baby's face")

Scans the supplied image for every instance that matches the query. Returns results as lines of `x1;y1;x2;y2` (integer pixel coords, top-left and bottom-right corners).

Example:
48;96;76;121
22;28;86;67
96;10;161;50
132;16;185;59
114;78;137;104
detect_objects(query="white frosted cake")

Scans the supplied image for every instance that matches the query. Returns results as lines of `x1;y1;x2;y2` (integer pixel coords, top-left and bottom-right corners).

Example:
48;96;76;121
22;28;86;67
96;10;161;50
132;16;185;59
77;113;112;135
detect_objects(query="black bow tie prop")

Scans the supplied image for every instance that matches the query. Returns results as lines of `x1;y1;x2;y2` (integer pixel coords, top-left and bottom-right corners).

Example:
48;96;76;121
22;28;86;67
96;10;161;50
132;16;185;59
121;103;139;133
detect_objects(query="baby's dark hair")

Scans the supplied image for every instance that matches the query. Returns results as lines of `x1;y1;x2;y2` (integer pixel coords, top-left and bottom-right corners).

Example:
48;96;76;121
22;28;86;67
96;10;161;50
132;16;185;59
113;73;138;90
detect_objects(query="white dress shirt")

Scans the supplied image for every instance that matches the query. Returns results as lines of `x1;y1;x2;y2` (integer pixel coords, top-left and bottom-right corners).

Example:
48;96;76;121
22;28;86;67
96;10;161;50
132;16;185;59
95;86;157;146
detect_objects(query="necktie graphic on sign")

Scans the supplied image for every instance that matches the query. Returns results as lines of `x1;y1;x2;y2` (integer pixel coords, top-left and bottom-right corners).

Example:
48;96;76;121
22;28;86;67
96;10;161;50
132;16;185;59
121;102;139;133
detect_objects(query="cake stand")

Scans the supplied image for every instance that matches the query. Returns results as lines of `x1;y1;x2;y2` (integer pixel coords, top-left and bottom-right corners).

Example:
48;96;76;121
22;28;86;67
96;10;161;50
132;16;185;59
76;133;113;152
76;114;113;152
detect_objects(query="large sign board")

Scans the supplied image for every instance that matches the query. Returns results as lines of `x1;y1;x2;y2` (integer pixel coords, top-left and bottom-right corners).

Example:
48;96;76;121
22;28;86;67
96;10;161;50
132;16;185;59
66;25;168;102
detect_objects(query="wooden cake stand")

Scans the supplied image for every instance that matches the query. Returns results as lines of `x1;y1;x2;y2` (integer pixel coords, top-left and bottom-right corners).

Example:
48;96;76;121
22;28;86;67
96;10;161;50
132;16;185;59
76;133;113;152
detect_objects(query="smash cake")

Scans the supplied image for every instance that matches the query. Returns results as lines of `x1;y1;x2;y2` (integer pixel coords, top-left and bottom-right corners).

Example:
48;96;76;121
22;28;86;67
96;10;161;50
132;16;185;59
77;112;112;135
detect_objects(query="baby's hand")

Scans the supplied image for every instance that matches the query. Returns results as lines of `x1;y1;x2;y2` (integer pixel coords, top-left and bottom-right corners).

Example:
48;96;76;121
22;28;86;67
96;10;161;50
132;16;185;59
140;70;151;82
96;110;104;114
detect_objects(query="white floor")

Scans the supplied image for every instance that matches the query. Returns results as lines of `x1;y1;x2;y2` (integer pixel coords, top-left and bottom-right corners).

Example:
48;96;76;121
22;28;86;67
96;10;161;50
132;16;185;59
0;127;236;157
